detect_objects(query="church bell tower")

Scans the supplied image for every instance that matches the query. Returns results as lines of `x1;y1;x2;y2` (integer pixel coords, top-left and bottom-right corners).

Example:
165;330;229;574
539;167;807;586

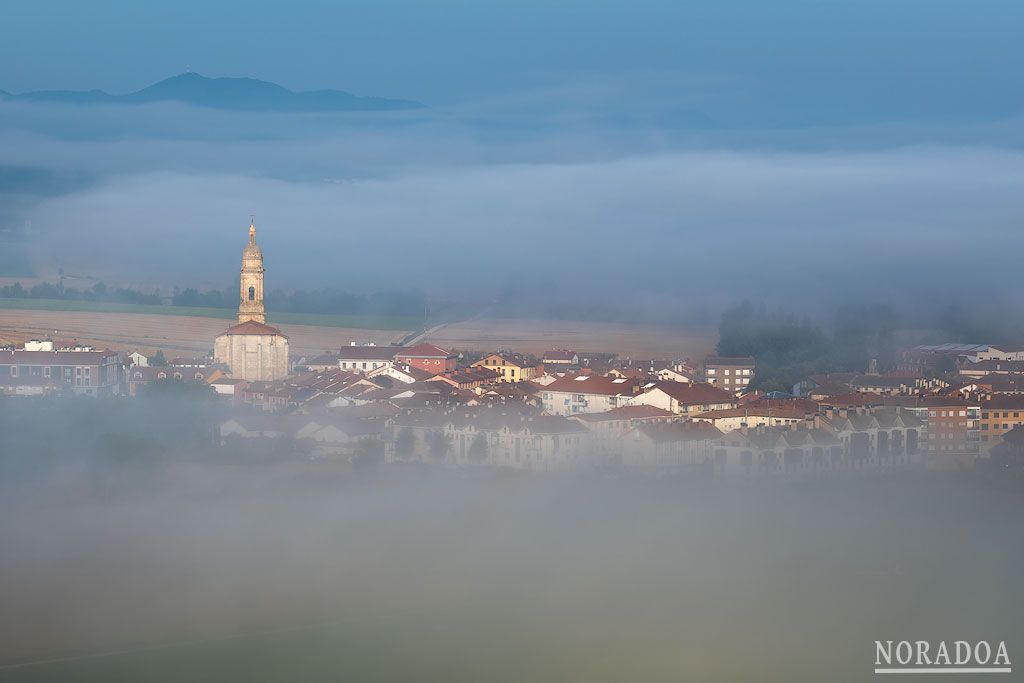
238;221;266;324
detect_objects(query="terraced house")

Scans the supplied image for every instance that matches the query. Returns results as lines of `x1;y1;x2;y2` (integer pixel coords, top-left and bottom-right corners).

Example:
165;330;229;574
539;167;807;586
0;346;125;396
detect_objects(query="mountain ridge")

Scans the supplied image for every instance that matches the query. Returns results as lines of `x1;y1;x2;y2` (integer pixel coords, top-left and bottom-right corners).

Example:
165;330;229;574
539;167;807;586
0;73;424;112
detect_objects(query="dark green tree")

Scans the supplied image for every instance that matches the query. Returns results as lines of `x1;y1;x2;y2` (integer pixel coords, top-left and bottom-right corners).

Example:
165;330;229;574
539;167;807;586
395;427;415;459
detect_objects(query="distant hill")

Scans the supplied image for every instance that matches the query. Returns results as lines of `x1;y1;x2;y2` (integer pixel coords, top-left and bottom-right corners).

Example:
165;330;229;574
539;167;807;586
1;73;424;112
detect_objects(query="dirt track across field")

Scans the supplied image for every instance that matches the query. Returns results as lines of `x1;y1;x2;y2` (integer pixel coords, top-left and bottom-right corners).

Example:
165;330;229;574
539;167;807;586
424;318;717;360
0;310;409;358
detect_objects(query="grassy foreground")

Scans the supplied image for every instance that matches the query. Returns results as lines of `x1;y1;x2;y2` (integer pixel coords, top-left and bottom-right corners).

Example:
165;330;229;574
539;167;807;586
0;298;418;331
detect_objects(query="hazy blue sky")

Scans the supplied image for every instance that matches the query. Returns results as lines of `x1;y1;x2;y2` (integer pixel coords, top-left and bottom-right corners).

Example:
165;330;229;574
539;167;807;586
3;0;1023;117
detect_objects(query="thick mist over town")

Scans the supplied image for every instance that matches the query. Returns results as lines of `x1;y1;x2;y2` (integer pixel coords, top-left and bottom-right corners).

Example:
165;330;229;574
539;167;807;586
2;1;1024;681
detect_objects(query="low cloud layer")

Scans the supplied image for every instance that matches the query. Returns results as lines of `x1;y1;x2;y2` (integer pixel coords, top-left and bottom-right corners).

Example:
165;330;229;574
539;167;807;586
18;143;1024;309
3;87;1024;320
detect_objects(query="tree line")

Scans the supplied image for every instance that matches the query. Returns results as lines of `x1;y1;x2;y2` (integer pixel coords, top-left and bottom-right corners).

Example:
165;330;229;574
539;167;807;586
716;301;899;393
1;280;426;317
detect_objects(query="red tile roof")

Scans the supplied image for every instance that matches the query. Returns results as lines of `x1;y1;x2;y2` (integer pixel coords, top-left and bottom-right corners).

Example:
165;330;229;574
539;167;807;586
634;421;723;443
398;343;453;358
337;346;406;361
222;320;287;337
693;402;814;420
575;405;675;422
543;374;639;396
648;381;736;405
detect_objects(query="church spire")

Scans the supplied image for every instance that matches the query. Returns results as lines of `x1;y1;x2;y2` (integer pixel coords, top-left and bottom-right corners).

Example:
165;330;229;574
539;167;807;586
238;220;266;324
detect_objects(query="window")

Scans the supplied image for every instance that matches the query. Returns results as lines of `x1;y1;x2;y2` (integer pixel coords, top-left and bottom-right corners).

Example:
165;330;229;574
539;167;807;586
44;367;51;378
248;286;256;301
10;366;17;377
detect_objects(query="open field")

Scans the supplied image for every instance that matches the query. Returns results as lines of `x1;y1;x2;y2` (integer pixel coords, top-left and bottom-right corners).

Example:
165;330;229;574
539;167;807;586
0;299;418;331
424;317;717;360
0;307;714;360
0;310;409;357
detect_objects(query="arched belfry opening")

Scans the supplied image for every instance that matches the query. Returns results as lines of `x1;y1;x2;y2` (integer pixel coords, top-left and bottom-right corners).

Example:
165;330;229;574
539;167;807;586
237;221;266;324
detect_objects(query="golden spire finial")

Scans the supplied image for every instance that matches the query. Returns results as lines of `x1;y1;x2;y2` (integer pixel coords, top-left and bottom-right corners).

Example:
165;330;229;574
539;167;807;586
248;216;256;245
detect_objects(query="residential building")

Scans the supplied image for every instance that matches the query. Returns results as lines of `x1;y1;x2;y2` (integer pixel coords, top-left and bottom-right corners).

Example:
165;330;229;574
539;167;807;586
388;408;592;471
657;363;697;383
427;366;501;390
338;345;405;373
127;365;222;397
978;396;1024;450
542;349;578;366
628;381;736;417
367;362;434;384
702;356;755;394
621;421;723;471
0;348;125;396
395;343;457;373
572;404;676;439
539;374;640;415
127;351;149;367
691;398;818;431
471;352;542;383
972;345;1024;362
960;360;1024;379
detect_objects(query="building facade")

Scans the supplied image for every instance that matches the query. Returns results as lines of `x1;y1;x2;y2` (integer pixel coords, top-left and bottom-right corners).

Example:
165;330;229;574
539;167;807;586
0;349;124;396
471;353;541;383
395;343;457;374
214;222;290;381
702;356;755;394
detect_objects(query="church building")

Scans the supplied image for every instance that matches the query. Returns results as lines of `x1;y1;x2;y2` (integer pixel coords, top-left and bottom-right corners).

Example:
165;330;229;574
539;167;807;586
214;222;290;381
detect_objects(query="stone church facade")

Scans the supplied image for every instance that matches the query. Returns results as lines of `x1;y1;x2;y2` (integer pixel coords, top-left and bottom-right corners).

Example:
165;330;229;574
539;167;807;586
214;223;290;381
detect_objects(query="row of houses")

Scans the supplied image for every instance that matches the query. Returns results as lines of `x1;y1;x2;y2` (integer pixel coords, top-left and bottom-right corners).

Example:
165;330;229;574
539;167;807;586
216;395;936;476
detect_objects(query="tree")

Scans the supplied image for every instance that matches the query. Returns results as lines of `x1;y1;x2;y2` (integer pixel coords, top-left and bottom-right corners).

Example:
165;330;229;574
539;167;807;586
149;350;167;367
139;378;214;400
395;427;415;460
469;433;488;461
92;432;164;465
427;431;452;462
353;437;384;471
